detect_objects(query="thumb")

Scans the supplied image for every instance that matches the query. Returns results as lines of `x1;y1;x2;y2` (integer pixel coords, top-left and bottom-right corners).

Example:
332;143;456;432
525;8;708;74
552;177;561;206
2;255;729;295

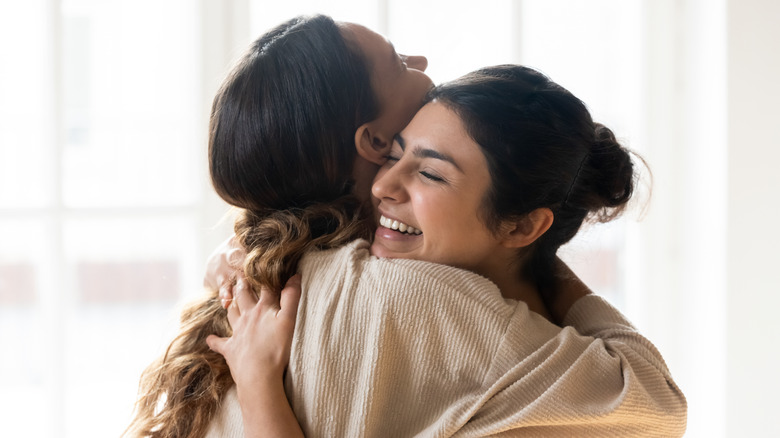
206;334;227;356
279;274;302;322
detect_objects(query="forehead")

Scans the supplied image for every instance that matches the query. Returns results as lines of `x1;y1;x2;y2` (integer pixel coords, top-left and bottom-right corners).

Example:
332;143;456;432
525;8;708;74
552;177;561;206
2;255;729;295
404;103;486;163
406;102;466;138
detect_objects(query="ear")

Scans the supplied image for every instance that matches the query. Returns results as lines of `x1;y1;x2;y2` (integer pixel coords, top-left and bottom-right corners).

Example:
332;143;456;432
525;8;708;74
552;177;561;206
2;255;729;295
354;122;392;165
499;208;554;248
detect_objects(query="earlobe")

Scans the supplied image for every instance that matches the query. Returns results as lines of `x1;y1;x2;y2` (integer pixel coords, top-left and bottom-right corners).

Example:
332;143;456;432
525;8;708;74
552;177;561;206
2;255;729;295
501;208;554;248
354;123;391;165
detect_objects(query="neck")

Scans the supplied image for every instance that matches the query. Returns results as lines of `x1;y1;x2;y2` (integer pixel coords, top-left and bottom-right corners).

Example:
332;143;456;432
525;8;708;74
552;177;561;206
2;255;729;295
482;260;553;323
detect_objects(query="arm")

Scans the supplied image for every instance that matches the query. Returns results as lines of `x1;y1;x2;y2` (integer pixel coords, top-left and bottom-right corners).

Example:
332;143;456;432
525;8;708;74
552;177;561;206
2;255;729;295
456;293;687;437
206;276;304;438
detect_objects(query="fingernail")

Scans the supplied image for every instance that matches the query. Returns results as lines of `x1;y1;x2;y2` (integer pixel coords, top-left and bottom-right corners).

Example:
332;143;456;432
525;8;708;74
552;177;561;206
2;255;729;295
226;250;237;264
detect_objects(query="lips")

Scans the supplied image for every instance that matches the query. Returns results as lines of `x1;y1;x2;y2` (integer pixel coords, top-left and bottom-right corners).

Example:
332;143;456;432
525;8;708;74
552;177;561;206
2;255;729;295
379;214;422;235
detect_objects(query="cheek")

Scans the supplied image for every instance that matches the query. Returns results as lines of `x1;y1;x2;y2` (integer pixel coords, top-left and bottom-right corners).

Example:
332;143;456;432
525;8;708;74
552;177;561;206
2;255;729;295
410;71;433;97
396;80;430;126
415;192;470;233
428;198;492;242
393;104;418;133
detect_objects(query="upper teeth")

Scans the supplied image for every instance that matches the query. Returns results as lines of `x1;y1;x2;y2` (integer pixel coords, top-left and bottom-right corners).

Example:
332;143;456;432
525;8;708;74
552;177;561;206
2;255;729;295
379;215;422;235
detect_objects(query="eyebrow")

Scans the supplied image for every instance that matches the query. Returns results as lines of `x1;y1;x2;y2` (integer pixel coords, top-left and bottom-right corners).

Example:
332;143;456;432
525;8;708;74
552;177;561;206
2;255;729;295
394;134;463;172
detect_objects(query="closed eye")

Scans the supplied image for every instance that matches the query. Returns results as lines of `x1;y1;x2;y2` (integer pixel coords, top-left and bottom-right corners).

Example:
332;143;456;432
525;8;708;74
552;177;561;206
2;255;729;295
420;171;445;182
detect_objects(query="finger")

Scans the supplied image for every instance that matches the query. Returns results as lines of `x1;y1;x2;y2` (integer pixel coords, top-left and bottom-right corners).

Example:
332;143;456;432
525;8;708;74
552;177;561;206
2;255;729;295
227;246;246;268
234;265;248;283
235;277;257;311
219;274;235;308
219;284;232;309
257;285;276;307
227;294;240;324
206;334;227;355
279;274;302;322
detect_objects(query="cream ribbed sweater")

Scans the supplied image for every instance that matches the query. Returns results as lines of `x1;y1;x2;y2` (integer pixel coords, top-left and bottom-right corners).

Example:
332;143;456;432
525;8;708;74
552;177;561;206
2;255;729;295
206;240;686;437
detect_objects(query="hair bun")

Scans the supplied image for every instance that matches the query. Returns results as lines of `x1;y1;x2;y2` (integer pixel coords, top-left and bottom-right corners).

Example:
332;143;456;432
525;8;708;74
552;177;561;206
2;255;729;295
594;123;618;147
579;123;635;222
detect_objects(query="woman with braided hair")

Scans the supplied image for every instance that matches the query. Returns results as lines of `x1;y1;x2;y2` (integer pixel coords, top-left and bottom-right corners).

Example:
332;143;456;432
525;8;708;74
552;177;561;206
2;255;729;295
126;13;686;438
125;14;431;438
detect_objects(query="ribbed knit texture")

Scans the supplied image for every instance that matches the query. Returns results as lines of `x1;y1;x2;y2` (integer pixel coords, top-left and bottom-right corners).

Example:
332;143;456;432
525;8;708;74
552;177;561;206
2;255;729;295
206;239;686;437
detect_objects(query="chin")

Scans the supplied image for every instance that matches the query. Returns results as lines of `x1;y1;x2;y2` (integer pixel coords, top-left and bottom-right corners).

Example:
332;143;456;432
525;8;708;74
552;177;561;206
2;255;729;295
368;242;385;258
369;242;400;259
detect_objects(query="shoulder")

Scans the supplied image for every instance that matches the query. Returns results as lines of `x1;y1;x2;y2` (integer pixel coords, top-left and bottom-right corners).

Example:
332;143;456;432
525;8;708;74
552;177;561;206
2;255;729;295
562;294;637;334
299;238;370;273
300;239;498;294
303;239;513;314
296;239;524;335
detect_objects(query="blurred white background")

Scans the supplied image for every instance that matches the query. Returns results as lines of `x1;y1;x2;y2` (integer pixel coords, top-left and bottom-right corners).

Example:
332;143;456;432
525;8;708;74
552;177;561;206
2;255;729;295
0;0;778;436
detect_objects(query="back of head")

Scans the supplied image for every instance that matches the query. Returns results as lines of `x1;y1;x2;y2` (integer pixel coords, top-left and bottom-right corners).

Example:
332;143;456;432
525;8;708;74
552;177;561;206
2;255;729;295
210;14;376;213
209;14;378;291
429;65;639;292
126;15;377;438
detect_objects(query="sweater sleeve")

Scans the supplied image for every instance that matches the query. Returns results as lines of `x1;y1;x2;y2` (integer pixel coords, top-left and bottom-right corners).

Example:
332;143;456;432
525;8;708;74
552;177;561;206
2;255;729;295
453;295;688;438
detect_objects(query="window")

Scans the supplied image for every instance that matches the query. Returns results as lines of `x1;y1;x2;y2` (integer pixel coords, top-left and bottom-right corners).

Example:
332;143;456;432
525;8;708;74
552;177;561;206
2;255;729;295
0;1;216;436
2;1;716;436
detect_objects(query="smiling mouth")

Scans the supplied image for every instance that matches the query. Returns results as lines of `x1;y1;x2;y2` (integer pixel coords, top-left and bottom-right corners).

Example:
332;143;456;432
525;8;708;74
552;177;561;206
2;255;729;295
379;215;422;235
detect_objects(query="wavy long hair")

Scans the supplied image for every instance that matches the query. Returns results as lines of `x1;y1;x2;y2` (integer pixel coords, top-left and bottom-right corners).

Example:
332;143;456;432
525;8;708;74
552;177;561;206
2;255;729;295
125;14;377;438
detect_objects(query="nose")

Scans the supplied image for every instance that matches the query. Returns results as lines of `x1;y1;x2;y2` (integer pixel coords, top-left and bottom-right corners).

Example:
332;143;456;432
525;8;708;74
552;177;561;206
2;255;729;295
405;55;428;72
372;165;406;203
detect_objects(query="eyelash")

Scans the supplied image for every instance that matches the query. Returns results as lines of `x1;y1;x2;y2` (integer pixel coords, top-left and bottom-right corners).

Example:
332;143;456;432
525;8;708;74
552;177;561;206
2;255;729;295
383;154;446;183
420;171;444;182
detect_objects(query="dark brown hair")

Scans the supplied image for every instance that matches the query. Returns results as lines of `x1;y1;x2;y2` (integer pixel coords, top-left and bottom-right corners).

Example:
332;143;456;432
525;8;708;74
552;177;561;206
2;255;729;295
430;65;641;296
126;14;377;438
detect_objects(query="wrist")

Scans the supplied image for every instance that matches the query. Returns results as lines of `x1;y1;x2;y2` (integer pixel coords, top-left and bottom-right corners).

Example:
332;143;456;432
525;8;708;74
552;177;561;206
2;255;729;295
236;369;282;393
236;372;287;413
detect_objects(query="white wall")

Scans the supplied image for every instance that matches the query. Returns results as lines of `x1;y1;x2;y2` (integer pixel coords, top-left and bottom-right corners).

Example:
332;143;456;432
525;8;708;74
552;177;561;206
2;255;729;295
624;1;780;435
636;2;728;435
727;0;780;435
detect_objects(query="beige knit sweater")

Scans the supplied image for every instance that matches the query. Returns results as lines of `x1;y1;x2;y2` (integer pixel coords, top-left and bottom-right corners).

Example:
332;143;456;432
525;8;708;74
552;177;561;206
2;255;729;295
206;239;686;437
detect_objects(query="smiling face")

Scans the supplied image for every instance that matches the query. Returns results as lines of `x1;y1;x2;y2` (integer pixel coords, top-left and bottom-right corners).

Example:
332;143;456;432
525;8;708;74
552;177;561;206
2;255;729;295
370;102;515;278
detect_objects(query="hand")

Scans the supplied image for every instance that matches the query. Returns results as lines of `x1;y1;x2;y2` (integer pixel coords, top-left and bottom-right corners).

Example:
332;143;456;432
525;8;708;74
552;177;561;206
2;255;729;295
206;275;302;386
203;235;250;308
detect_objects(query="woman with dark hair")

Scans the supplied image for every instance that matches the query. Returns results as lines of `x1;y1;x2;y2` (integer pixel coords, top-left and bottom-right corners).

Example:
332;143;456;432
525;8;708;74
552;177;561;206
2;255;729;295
127;12;686;437
207;65;687;437
125;14;431;438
